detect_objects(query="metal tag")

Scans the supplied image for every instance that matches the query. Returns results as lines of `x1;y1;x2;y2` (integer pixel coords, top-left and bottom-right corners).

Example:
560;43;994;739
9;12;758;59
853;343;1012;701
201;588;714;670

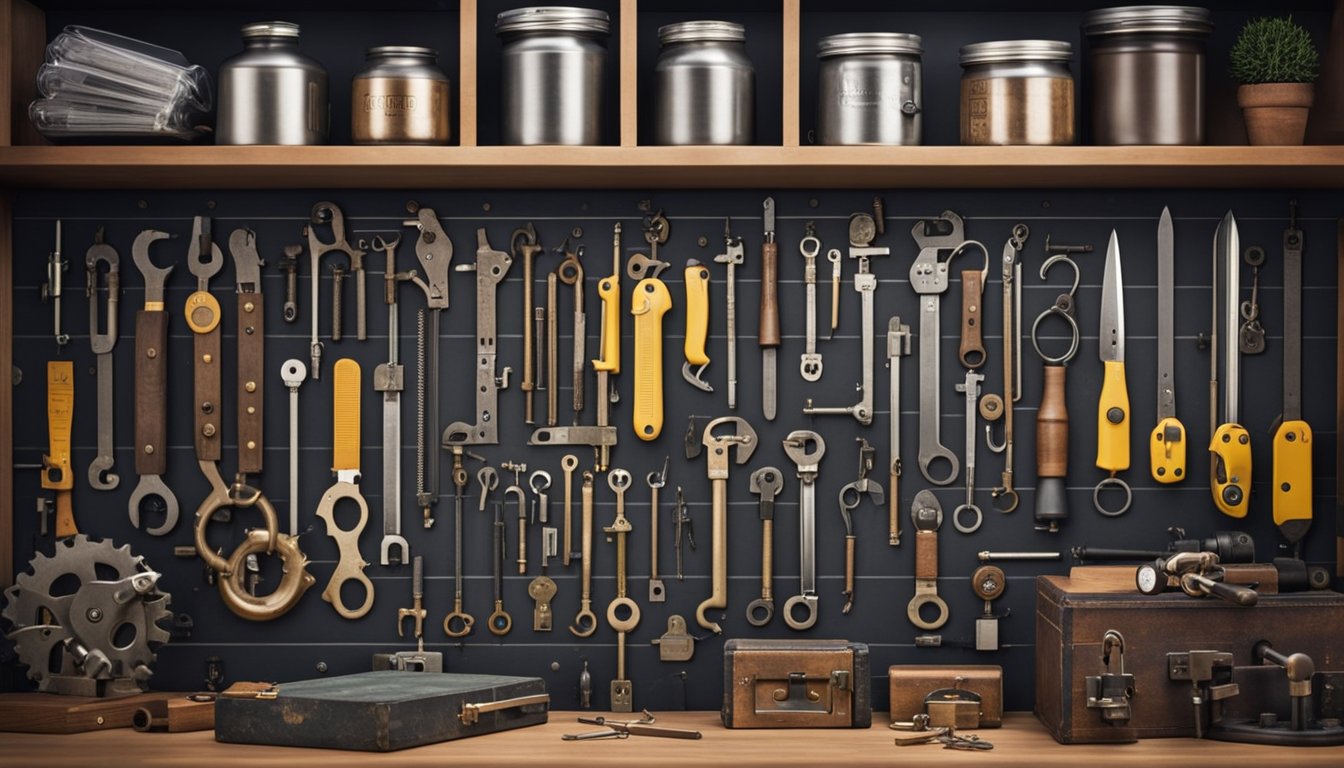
653;615;695;662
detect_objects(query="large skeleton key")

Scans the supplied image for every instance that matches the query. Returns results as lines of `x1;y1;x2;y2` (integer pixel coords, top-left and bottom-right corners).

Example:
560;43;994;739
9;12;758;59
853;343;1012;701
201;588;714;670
528;527;558;631
605;469;639;712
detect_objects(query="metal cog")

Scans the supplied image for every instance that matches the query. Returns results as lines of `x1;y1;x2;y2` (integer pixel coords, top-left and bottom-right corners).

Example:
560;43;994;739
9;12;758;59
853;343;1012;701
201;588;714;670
2;534;172;692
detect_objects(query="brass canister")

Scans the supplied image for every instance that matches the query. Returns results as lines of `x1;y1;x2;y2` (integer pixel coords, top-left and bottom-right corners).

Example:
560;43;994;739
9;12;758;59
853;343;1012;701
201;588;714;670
959;40;1075;146
352;46;451;145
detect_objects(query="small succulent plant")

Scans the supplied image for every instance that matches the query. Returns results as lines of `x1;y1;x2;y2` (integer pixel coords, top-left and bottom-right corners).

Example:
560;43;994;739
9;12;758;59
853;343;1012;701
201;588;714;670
1231;16;1320;85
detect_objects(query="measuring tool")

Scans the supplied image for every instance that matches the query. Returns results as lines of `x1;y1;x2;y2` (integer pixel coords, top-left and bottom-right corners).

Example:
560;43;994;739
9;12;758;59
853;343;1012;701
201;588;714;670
42;361;75;537
1094;230;1132;517
85;229;120;491
1211;212;1252;518
1151;207;1187;484
1273;202;1312;547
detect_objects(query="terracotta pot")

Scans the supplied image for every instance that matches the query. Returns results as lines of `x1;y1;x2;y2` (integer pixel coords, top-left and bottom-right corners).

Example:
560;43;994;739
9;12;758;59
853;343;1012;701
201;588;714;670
1238;83;1315;145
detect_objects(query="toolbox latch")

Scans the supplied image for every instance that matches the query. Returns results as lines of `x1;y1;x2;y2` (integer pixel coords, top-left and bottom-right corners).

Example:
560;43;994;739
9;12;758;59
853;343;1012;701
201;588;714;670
830;670;852;692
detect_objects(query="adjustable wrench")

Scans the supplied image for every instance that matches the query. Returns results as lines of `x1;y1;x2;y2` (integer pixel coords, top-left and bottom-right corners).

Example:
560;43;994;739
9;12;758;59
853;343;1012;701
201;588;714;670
746;467;783;626
43;361;76;537
85;229;120;491
128;229;179;535
887;317;911;546
372;234;413;566
783;430;825;630
910;211;967;485
647;458;668;602
799;226;824;382
714;218;744;409
403;204;452;528
305;201;367;378
695;417;758;634
954;370;986;533
838;438;883;613
280;359;307;535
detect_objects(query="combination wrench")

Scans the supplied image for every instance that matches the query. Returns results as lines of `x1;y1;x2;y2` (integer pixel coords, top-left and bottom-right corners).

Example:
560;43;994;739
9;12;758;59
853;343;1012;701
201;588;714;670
85;229;120;490
783;430;826;631
128;229;179;534
746;467;783;626
910;211;968;486
799;224;824;381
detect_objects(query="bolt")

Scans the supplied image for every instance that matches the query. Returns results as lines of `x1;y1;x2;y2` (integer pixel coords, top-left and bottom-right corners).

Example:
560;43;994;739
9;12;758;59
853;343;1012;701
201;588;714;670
87;608;103;622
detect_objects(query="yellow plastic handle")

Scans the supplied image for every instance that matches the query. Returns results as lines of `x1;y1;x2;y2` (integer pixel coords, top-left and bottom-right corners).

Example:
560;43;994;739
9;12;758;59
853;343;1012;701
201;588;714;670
43;361;74;492
1210;423;1252;518
684;263;710;367
631;278;672;441
332;359;361;472
1149;416;1186;484
1095;359;1130;473
593;271;620;374
1272;419;1312;529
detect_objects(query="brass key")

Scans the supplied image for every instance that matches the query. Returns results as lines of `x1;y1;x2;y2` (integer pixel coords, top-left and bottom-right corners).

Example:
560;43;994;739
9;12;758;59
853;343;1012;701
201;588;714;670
528;527;558;631
606;469;638;712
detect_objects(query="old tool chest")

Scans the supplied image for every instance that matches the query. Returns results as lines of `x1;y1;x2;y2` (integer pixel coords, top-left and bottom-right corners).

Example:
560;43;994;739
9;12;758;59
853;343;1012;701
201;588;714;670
214;671;548;751
722;639;871;728
1035;571;1344;743
888;665;1003;728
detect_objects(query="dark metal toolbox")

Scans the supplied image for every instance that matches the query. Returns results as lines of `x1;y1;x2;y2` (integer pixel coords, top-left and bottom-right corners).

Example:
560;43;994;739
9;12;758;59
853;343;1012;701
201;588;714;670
214;671;548;751
721;639;871;728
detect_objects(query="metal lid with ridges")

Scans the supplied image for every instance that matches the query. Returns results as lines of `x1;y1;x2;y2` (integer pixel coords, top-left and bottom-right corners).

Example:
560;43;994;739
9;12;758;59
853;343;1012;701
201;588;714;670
817;32;923;59
241;21;300;39
658;20;746;45
1083;6;1213;37
496;6;611;36
959;40;1074;66
365;46;439;59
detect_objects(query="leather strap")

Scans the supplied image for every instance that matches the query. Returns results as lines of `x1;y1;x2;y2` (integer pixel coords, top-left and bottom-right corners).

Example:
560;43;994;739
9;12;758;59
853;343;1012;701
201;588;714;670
187;292;222;461
134;310;169;475
238;292;265;473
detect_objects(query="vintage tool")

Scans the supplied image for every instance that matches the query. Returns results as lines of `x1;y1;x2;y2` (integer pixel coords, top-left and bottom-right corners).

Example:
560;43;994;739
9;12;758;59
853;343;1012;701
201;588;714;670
561;454;579;565
713;216;743;409
647;458;668;602
385;556;445;672
279;244;301;323
487;498;512;636
42;220;69;347
651;614;695;661
530;469;551;524
305;201;367;377
280;359;307;536
2;535;171;697
1211;212;1252;518
371;234;412;565
988;226;1028;513
681;258;712;391
910;211;965;484
1240;245;1266;355
804;213;888;425
43;361;76;537
503;463;529;574
85;229;120;491
893;724;993;751
1207;641;1344;746
908;490;949;632
1083;630;1135;728
760;197;780;420
528;526;558;632
557;241;586;415
722;638;873;728
959;248;988;369
1094;230;1132;517
1032;251;1082;532
231;227;266;496
674;486;694;581
799;225;824;381
403;204;453;529
627;211;670;280
315;359;373;619
563;712;702;741
978;550;1061;562
569;471;599;637
1135;551;1258;605
838;439;884;612
1338;218;1343;583
128;228;179;535
446;465;495;638
783;430;826;630
971;565;1007;651
1150;208;1186;484
513;222;546;425
746;466;783;626
183;215;225;516
889;665;1004;729
887;316;910;546
547;271;559;425
631;264;672;440
1167;649;1239;739
1273;202;1312;549
1072;528;1256;564
331;265;346;339
579;661;592;708
695;417;758;633
444;229;513;465
953;370;986;533
605;469;639;712
828;246;842;338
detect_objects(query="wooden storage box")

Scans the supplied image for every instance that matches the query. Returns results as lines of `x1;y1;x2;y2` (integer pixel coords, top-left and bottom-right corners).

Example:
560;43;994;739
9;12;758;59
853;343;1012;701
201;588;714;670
722;639;871;728
1035;571;1344;743
888;665;1002;728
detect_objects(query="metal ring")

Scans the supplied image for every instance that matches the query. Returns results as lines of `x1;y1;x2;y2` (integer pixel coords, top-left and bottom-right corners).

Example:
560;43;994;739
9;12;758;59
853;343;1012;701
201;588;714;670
194;480;279;575
1031;305;1081;365
783;594;819;630
1093;476;1133;517
952;503;983;534
443;611;474;638
745;598;774;627
606;596;640;633
569;608;598;638
991;487;1019;514
219;530;316;622
907;593;950;630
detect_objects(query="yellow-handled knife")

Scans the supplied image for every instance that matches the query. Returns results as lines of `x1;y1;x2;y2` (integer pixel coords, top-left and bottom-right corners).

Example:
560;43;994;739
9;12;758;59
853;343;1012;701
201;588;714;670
682;259;712;392
1094;230;1131;516
1150;207;1186;483
632;277;672;440
1211;212;1251;518
1272;203;1311;544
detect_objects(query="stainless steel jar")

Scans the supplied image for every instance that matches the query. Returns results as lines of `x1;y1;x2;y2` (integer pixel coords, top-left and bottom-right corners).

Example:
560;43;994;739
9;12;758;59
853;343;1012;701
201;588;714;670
217;22;328;145
654;21;754;145
352;47;451;145
497;6;610;145
817;33;922;146
1083;6;1213;145
959;41;1075;146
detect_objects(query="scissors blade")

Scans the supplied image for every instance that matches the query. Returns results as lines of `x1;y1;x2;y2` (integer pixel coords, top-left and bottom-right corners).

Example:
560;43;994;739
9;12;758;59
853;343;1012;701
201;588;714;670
1099;230;1124;363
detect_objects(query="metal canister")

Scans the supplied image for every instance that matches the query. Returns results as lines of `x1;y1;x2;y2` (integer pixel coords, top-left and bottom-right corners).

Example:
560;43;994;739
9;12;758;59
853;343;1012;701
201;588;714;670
497;6;610;145
817;33;922;146
352;47;451;145
217;22;328;145
1083;6;1213;145
654;21;754;145
959;41;1075;146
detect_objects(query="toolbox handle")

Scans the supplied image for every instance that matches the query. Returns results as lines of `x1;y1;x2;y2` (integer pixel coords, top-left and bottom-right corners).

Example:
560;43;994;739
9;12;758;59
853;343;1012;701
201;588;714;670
460;693;551;725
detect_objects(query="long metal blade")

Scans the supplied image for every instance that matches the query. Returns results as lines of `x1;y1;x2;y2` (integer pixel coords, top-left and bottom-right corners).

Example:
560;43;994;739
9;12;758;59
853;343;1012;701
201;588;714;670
1214;212;1241;424
1098;230;1124;363
1156;208;1175;419
762;349;777;420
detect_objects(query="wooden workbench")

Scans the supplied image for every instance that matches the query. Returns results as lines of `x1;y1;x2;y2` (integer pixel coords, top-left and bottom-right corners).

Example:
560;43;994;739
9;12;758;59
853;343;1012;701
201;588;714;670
2;711;1342;766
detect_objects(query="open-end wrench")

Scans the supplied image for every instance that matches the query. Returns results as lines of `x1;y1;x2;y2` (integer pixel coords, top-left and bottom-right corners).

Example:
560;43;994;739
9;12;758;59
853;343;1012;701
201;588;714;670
128;229;179;535
695;417;758;634
954;370;986;533
746;466;783;626
570;471;599;637
910;211;967;486
887;316;911;546
799;227;824;382
647;458;668;602
85;229;120;490
783;430;826;630
280;359;307;535
838;438;883;613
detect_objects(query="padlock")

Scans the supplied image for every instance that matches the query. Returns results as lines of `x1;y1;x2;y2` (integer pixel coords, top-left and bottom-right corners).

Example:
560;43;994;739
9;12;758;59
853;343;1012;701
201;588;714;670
1085;629;1135;724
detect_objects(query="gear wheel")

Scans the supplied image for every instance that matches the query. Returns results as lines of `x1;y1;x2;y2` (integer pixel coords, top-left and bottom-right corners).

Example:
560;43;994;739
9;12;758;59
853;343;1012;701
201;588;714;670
2;534;172;696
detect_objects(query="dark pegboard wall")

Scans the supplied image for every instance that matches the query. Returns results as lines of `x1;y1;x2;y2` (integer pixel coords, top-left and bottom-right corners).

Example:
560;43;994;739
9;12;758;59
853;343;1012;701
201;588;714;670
5;188;1339;714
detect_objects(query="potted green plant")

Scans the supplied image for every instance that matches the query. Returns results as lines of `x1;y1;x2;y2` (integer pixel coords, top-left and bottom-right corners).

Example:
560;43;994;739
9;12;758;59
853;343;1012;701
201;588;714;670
1232;16;1321;145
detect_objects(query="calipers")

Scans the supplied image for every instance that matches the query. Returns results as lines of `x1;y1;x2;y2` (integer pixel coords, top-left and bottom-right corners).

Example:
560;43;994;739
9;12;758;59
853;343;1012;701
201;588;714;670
910;211;967;485
85;229;120;491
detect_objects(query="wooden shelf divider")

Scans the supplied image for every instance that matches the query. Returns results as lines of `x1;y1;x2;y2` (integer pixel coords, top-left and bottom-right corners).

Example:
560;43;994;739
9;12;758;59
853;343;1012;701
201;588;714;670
459;0;478;147
782;0;801;147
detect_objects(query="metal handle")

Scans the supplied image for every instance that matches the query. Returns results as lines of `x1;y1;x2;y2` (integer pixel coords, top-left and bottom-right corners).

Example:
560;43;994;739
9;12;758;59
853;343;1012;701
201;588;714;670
459;693;550;725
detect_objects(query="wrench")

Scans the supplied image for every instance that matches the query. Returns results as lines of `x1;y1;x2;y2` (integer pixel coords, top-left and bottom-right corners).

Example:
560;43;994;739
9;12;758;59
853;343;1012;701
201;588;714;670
799;227;824;382
908;490;950;631
887;317;911;546
487;499;512;636
714;218;744;409
647;458;668;602
512;223;546;425
305;201;367;378
128;229;179;535
910;211;967;486
954;370;986;533
279;245;301;323
280;359;307;535
783;430;826;630
746;467;783;626
557;242;586;415
838;438;884;613
402;205;453;528
989;225;1029;514
86;229;120;490
695;417;758;634
569;471;599;637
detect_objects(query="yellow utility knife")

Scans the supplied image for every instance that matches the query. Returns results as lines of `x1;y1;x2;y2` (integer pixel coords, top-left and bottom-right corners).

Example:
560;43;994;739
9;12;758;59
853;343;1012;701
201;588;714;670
1273;203;1311;543
1150;208;1186;483
682;259;712;392
632;277;672;440
43;360;76;537
1211;212;1251;518
1094;230;1131;516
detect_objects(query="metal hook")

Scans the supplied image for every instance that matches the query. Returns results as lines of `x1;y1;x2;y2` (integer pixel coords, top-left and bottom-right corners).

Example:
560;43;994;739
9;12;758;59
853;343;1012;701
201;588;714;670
1039;253;1080;298
948;239;990;286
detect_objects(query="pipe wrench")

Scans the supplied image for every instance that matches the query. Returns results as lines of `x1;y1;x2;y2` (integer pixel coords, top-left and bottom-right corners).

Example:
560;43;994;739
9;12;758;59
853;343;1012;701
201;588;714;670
316;359;375;619
910;211;966;485
403;204;452;529
1094;230;1132;517
85;228;120;491
632;273;672;440
682;259;712;391
1150;207;1186;484
128;229;179;535
1211;212;1252;518
1273;202;1311;546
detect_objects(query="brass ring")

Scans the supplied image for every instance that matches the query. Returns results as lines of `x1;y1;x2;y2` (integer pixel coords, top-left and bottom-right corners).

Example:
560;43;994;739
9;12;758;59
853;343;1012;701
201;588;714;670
193;483;279;575
219;529;316;621
606;596;640;633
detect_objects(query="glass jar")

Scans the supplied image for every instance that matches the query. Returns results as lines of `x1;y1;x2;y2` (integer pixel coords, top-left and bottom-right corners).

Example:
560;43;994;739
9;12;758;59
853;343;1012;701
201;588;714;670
217;22;328;145
497;6;610;145
352;47;451;145
655;21;755;145
959;40;1075;146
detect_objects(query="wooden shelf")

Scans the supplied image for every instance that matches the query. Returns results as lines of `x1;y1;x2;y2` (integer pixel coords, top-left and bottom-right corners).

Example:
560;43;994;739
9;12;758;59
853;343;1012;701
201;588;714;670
2;145;1344;189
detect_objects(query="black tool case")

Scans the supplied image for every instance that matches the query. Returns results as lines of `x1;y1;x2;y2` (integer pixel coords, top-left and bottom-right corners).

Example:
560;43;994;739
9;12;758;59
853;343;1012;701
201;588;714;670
214;671;549;751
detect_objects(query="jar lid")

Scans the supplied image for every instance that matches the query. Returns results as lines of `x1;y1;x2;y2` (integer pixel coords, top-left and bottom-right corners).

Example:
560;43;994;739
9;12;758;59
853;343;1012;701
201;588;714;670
241;21;300;39
496;7;611;36
366;45;439;60
817;33;923;58
659;21;745;45
1083;6;1213;37
959;40;1073;66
